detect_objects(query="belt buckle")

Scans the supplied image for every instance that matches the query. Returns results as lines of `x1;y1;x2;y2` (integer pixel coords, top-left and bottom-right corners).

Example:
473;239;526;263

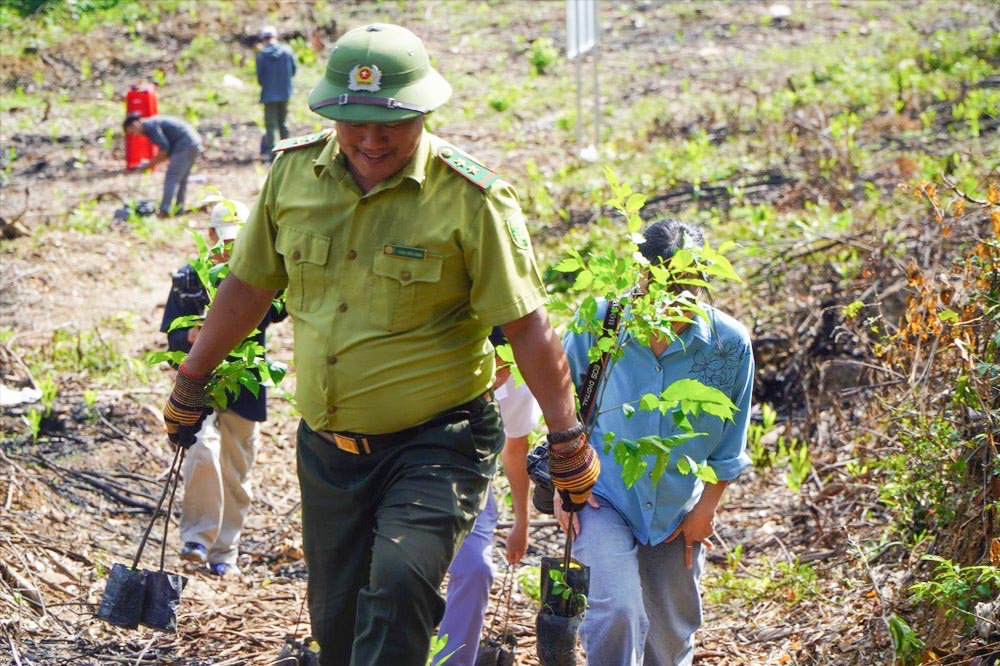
333;433;370;455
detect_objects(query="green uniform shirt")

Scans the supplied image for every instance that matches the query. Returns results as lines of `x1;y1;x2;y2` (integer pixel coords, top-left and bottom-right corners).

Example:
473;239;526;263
229;130;546;434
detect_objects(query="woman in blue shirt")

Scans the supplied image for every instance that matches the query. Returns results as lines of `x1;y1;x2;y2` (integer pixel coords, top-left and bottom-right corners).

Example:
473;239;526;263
557;219;754;666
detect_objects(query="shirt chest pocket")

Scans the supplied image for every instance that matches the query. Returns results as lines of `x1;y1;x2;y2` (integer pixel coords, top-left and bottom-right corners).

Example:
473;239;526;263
369;250;444;332
276;228;331;315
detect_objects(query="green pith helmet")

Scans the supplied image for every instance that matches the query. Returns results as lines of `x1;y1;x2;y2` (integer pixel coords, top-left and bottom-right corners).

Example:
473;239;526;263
308;23;452;123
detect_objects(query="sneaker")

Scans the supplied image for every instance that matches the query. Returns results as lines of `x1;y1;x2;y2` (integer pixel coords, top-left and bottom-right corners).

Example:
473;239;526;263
180;542;207;564
208;562;236;577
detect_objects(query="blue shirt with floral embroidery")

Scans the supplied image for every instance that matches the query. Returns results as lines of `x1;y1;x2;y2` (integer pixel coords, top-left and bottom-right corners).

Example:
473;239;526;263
563;299;754;545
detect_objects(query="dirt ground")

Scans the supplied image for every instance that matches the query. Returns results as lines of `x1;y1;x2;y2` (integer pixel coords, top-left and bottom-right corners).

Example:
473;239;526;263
2;2;997;665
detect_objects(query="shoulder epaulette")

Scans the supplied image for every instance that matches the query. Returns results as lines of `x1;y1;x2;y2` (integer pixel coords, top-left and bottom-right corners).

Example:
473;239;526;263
273;130;333;154
437;145;501;190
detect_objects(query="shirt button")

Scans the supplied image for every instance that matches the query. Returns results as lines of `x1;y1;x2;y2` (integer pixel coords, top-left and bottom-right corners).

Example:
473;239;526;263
327;405;337;414
338;303;348;313
400;271;411;281
327;355;337;365
645;502;653;509
292;250;301;261
347;250;357;260
359;198;367;205
655;366;662;373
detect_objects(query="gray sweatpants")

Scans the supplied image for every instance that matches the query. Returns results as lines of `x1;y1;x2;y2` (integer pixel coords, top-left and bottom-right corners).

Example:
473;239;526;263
160;147;199;215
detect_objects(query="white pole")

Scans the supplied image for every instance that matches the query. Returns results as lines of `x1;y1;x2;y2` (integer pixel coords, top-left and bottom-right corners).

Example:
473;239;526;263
593;4;600;156
576;55;584;156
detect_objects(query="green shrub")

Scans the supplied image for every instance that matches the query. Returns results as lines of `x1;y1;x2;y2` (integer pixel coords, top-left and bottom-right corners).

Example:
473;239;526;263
910;555;1000;628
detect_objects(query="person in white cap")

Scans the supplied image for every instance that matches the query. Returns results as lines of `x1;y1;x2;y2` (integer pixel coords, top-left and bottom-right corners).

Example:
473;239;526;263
255;25;297;158
159;198;287;576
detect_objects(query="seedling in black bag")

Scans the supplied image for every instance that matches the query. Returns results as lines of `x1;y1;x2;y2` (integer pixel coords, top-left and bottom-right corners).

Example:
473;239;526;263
535;555;590;666
96;446;188;632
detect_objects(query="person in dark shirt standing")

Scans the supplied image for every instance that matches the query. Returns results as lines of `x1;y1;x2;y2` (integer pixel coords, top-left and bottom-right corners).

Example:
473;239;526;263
124;113;203;217
255;25;297;158
160;199;285;576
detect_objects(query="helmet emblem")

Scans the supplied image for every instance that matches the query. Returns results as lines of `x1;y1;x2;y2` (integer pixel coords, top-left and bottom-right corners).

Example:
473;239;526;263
348;64;382;92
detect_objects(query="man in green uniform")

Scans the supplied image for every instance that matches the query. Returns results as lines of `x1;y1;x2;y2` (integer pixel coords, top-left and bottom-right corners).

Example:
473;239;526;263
161;23;600;665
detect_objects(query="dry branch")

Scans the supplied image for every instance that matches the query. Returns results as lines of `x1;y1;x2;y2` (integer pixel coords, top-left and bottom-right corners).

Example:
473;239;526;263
0;553;45;615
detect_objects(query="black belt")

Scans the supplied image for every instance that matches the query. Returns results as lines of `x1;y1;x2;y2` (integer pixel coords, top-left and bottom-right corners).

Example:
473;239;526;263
318;392;492;455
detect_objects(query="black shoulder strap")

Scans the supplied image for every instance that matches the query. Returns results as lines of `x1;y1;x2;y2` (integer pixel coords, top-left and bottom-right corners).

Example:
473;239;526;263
577;299;622;425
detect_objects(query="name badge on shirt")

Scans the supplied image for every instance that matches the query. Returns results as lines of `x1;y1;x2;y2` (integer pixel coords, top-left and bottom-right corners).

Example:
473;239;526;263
383;244;427;260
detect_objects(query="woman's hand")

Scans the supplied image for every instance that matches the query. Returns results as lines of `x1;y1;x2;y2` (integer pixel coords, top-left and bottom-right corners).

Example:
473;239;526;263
663;503;716;569
505;516;529;563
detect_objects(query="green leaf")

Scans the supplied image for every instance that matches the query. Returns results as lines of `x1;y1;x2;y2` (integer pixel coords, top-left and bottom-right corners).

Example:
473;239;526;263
661;379;738;421
700;249;742;283
554;257;581;272
648;264;670;283
579;296;598;323
586;346;603;363
937;309;958;322
596;335;615;353
685;303;711;326
700;401;734;420
621;452;647;488
210;384;231;410
639;393;659;411
496;343;515;363
166;314;203;333
602;165;620;193
650;453;669;483
625;192;647;214
842;300;864;318
572;270;594;291
145;350;185;365
674;276;711;290
695;463;719;484
627;213;642;234
237;373;261;397
670;248;695;271
677;456;692;475
635;435;669;454
672;409;693;431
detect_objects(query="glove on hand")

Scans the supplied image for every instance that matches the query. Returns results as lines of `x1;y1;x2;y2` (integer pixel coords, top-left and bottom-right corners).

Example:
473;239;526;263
548;435;600;512
163;364;211;448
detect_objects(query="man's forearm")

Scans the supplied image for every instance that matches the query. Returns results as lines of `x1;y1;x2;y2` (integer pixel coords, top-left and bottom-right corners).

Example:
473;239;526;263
149;150;170;168
502;307;578;433
182;274;276;375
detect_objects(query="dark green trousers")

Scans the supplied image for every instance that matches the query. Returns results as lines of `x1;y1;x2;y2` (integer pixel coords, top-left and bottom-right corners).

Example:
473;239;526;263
262;101;289;154
296;399;503;666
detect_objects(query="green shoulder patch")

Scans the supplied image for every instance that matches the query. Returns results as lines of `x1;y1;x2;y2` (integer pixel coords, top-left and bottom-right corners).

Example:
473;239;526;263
506;212;531;250
437;145;501;190
272;130;333;154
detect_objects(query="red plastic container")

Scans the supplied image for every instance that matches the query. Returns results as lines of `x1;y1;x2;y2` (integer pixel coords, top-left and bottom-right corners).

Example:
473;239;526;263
125;85;159;170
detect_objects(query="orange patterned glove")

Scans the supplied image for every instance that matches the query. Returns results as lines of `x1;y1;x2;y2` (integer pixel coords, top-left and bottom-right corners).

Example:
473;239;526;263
548;433;601;512
163;364;211;448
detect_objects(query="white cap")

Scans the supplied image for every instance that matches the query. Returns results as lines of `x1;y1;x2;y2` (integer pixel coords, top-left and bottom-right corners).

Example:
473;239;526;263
259;25;277;39
209;200;250;241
